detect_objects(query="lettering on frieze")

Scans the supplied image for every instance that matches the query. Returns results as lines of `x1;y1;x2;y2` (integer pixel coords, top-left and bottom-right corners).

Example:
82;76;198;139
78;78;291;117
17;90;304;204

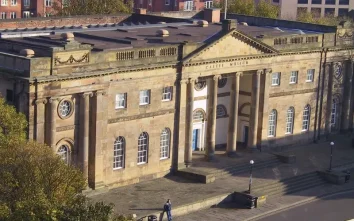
205;60;249;70
108;109;175;124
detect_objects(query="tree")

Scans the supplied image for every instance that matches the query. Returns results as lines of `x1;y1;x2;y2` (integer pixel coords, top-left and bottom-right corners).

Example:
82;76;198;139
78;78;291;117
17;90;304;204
214;0;279;19
255;0;279;19
0;98;27;148
297;9;352;26
53;0;133;16
0;97;131;221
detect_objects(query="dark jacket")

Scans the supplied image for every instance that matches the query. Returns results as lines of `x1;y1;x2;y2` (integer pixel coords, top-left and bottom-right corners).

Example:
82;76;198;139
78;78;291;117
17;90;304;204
163;203;171;212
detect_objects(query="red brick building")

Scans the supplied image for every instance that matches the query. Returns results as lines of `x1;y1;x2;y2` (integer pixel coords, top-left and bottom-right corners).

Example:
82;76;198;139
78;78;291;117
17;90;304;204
134;0;216;12
0;0;22;19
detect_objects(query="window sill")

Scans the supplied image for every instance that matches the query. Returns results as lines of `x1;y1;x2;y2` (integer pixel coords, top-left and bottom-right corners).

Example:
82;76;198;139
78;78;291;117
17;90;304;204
301;129;309;132
305;80;313;83
268;135;275;138
162;99;172;102
113;167;124;171
289;82;297;85
285;132;293;135
115;107;126;110
137;162;147;166
139;103;149;106
271;84;280;86
160;157;169;161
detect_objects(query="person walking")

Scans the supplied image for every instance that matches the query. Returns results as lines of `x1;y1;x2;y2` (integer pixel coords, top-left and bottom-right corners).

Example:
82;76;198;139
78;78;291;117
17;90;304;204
163;199;172;221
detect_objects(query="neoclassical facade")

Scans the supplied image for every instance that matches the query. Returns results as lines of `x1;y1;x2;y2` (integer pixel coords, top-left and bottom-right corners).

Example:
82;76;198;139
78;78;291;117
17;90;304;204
0;11;354;189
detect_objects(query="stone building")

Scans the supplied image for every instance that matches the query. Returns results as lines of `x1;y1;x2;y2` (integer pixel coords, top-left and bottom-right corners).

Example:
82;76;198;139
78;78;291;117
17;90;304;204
0;9;354;189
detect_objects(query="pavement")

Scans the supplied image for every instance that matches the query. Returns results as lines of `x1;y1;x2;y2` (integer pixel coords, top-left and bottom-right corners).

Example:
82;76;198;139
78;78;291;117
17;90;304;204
89;134;354;219
175;168;354;221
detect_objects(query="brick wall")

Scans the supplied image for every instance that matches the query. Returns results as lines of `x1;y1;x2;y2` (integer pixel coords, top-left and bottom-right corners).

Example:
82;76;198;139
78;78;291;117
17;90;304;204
0;14;130;29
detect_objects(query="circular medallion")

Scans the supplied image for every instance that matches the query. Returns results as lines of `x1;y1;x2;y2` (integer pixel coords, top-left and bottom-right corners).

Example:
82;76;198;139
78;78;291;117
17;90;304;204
58;99;74;119
218;78;227;88
194;80;206;91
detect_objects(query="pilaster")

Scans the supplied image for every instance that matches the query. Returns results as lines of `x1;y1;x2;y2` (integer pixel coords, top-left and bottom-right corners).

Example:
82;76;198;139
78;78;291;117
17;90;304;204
48;97;59;150
184;78;195;167
35;98;47;143
260;69;272;148
340;60;353;132
325;62;334;138
348;59;354;131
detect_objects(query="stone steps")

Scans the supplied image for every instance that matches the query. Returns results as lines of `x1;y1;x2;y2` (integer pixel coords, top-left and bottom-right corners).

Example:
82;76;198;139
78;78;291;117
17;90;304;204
252;172;327;198
213;156;280;179
177;155;281;183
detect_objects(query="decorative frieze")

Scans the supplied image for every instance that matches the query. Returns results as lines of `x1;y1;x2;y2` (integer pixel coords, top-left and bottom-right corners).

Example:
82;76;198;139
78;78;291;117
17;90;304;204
108;109;175;124
54;53;89;66
269;88;317;98
56;125;75;132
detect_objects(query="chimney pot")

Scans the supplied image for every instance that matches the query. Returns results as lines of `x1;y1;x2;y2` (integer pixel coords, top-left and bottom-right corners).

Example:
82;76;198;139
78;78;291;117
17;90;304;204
204;8;221;23
222;19;237;32
134;8;147;15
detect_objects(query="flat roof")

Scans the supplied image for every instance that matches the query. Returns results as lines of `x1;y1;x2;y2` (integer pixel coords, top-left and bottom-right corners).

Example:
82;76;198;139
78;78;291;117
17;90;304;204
0;19;324;54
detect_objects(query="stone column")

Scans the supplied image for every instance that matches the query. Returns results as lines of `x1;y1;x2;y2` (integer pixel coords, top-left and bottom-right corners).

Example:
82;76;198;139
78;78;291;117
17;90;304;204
184;78;195;167
206;75;220;161
48;97;58;150
348;60;354;131
35;98;47;143
227;72;241;157
341;60;353;132
325;62;334;137
248;70;262;149
80;92;92;182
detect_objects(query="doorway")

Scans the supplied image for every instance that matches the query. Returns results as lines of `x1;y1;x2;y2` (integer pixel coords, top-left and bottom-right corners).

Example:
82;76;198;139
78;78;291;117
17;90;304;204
243;125;249;145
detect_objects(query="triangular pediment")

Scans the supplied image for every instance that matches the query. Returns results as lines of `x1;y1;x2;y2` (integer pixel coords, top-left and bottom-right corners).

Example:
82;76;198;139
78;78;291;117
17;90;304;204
183;30;277;63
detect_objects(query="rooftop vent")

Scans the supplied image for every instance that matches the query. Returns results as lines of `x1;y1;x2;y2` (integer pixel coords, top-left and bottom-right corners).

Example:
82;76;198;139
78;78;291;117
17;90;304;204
273;27;284;32
240;22;248;26
158;22;166;24
20;49;35;58
61;32;75;42
197;20;208;27
156;29;169;37
295;30;305;35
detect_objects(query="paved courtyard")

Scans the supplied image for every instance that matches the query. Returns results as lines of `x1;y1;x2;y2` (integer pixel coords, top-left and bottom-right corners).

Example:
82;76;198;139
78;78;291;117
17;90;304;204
90;134;354;218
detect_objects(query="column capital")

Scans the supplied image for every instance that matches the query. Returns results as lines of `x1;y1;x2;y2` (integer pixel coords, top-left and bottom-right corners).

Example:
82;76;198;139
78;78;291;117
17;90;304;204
48;97;60;103
256;70;264;75
264;68;272;74
213;74;221;81
35;98;47;105
82;92;93;98
95;90;107;96
235;72;243;77
180;78;196;85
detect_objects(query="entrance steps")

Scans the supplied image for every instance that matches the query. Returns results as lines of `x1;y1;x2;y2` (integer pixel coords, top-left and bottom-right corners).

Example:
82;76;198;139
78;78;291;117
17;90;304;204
252;171;327;198
177;155;281;183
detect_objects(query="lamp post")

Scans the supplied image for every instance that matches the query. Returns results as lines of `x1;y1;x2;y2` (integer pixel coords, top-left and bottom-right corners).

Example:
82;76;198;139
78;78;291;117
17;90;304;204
224;0;227;20
248;160;254;194
329;142;334;172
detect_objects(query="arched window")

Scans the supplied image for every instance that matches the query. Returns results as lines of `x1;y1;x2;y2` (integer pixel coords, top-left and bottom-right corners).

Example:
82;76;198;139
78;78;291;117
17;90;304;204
216;105;227;118
193;109;206;122
331;98;338;127
137;132;148;164
57;144;70;165
218;78;227;88
268;109;277;137
113;137;125;169
286;107;295;134
160;128;170;159
302;105;311;131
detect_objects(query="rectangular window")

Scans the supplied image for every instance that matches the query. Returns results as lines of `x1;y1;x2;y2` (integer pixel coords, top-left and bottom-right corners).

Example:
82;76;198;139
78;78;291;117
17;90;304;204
115;93;127;109
298;0;308;3
204;0;213;8
23;0;30;6
23;11;30;18
339;0;349;5
162;86;172;101
1;12;6;19
338;8;349;16
271;72;281;86
10;0;16;5
311;0;321;4
10;12;16;19
1;0;7;5
184;0;193;11
289;71;298;84
306;69;315;82
325;0;335;4
45;0;51;7
324;8;335;16
139;90;150;105
165;0;170;5
311;8;321;17
6;89;13;103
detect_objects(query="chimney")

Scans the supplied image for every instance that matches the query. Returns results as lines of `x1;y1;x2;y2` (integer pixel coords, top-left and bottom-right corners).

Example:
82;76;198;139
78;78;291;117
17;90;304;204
204;8;221;23
134;8;147;14
222;19;237;32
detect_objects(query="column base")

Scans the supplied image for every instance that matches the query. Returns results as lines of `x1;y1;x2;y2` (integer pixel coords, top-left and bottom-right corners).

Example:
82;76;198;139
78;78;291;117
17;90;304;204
205;153;216;162
185;161;193;168
227;151;240;158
